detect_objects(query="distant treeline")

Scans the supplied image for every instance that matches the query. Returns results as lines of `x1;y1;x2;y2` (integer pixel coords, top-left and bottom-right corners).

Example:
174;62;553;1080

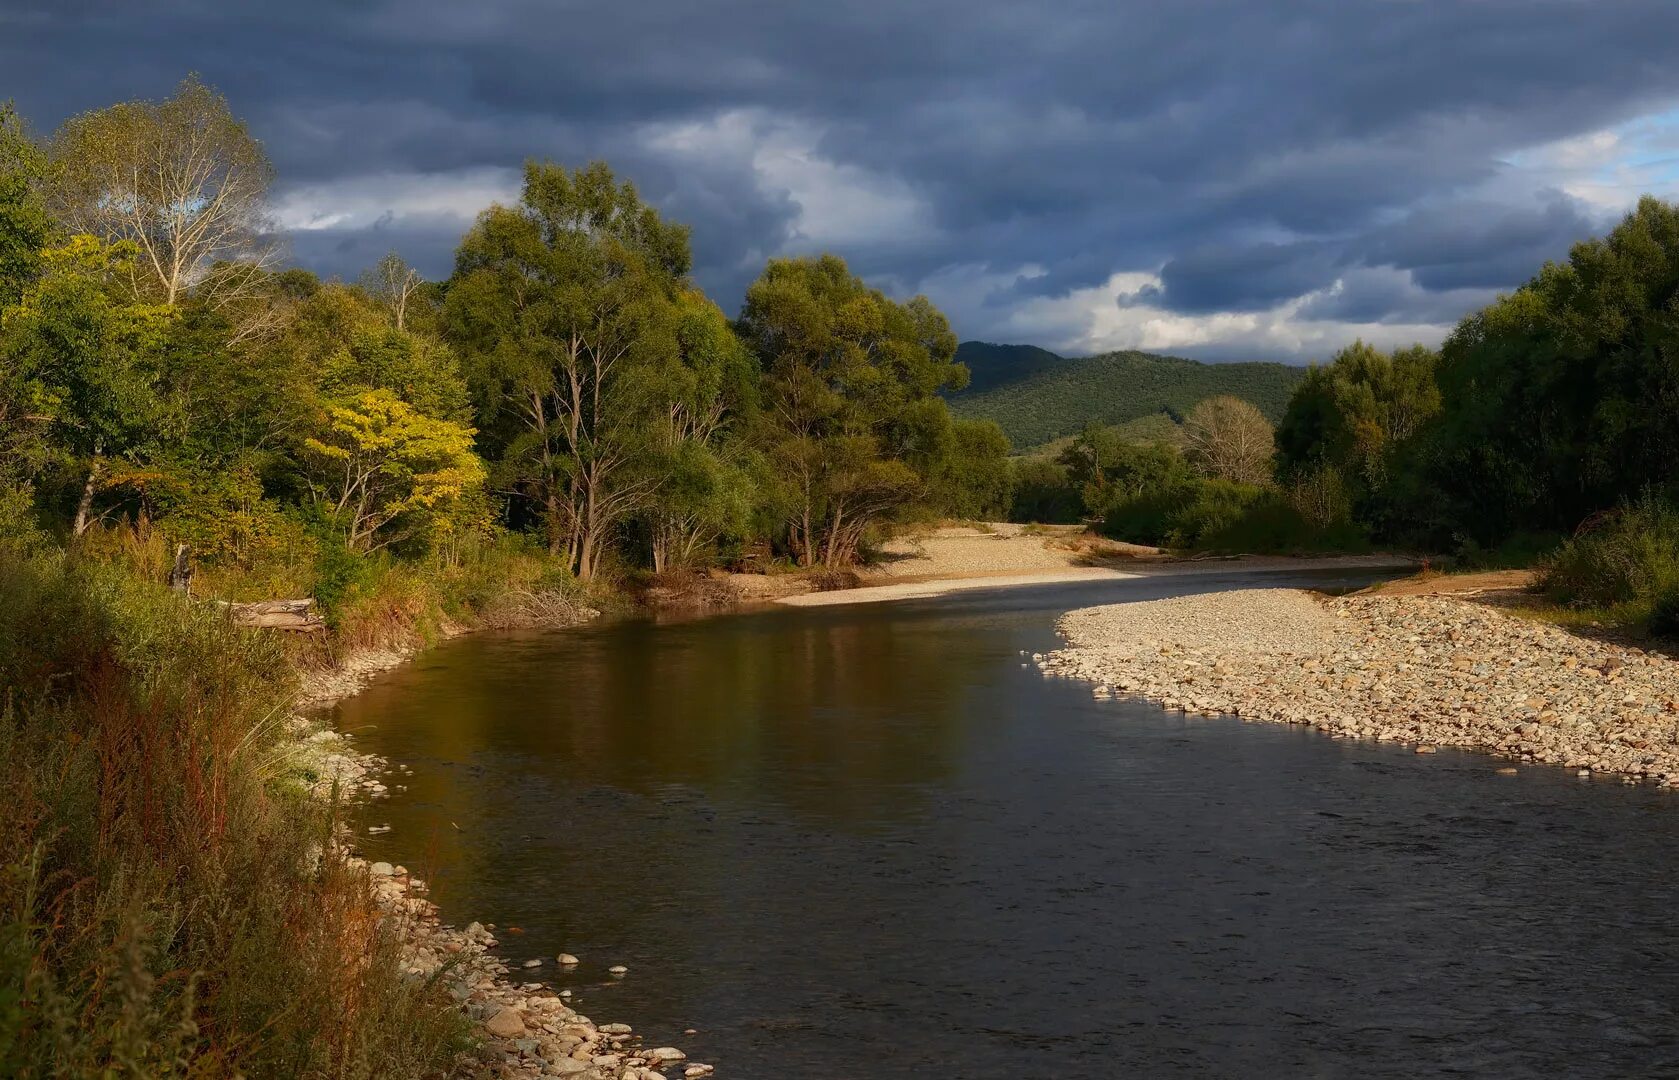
1016;195;1679;630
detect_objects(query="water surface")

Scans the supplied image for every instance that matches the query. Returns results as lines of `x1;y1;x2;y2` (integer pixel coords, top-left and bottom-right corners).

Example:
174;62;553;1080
339;571;1679;1078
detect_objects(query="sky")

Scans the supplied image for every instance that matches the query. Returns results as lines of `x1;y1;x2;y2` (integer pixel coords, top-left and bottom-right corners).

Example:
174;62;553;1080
6;1;1679;362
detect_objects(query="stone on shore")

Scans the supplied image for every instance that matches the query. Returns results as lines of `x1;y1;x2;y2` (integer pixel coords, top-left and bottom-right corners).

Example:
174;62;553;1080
484;1007;526;1038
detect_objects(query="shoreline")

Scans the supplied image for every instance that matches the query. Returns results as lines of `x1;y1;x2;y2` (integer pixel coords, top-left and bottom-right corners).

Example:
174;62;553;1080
776;554;1416;608
1040;587;1679;787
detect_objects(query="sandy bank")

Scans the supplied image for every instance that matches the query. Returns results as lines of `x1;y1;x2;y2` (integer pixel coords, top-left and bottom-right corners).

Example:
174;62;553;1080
779;565;1139;606
1044;587;1679;785
778;553;1413;608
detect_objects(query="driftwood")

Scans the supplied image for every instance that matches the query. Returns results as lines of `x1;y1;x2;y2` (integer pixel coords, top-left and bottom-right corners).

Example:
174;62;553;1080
224;598;327;633
167;546;326;632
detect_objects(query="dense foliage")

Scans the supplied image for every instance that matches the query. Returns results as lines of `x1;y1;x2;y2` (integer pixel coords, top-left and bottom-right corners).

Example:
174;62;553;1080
950;346;1306;448
1;84;1005;590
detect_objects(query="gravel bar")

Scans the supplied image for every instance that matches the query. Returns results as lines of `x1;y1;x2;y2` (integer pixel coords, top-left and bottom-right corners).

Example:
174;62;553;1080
1045;588;1679;783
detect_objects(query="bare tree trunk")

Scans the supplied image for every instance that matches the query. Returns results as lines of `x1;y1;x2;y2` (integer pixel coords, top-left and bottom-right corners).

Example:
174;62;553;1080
545;489;563;556
72;454;104;537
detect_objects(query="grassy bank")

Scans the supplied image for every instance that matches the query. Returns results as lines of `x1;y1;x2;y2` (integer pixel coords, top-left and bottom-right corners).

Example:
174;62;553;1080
0;549;483;1077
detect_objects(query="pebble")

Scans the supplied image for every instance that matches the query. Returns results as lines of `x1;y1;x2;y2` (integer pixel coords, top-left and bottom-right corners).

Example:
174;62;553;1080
609;965;628;975
557;953;579;965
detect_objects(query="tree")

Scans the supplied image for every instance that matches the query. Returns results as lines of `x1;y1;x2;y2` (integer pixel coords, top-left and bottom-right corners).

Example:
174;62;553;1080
929;418;1012;520
49;75;275;307
1;236;174;534
643;290;757;571
1058;422;1189;515
0;102;52;308
1182;395;1274;485
737;254;964;567
303;389;484;552
446;160;690;579
1276;339;1440;486
1412;197;1679;543
361;252;424;332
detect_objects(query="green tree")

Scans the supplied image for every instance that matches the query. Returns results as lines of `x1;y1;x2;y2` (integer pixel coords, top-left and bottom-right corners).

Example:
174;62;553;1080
1275;338;1440;537
446;160;690;579
1057;423;1188;516
737;254;964;567
929;418;1012;520
0;103;52;309
303;389;485;552
643;290;757;571
1414;197;1679;543
1;236;175;534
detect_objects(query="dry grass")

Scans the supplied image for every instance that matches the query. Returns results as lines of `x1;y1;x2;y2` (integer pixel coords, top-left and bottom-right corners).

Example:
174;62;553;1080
0;552;470;1078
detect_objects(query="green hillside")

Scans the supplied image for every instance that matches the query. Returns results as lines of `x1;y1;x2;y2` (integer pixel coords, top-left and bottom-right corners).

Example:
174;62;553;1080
951;344;1306;448
952;341;1067;393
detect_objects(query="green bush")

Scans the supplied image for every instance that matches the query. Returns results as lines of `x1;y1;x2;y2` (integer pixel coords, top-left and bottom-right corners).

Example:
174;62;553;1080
1009;458;1084;524
1101;478;1370;554
1197;488;1370;555
1538;496;1679;610
1099;483;1194;545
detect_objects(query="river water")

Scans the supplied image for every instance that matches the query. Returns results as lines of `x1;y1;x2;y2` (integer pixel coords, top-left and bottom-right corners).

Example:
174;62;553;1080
339;570;1679;1078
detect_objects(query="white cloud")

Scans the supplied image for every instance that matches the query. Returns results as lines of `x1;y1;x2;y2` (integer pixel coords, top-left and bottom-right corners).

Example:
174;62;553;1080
921;263;1452;362
1501;108;1679;213
271;166;520;232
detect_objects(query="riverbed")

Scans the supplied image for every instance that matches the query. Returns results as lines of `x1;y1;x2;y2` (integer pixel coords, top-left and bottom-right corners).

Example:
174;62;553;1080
337;569;1679;1078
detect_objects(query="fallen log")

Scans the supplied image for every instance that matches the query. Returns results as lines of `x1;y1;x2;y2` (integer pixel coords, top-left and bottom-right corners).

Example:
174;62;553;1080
223;598;328;633
230;599;315;616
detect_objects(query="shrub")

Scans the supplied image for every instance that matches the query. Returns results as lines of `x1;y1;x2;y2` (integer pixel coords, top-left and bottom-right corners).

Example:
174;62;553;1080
1197;488;1370;555
1538;496;1679;610
1099;483;1194;546
1101;477;1370;554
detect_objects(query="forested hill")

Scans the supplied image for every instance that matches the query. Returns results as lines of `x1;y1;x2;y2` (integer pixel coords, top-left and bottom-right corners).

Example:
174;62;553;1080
950;341;1068;393
950;342;1307;449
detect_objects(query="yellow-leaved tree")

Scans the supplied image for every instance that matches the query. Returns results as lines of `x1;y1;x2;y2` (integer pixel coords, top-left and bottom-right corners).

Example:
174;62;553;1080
304;389;485;552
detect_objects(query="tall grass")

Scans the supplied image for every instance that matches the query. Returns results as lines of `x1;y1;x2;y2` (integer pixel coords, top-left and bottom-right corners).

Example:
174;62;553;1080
0;552;468;1077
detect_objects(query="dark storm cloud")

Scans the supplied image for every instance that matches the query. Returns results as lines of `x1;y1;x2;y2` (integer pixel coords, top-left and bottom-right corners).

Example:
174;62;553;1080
4;0;1679;354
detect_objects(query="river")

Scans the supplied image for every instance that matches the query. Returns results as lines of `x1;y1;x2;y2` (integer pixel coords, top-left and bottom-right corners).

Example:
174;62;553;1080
338;570;1679;1078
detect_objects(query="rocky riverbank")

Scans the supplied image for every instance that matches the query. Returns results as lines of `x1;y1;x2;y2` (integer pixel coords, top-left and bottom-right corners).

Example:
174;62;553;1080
1042;588;1679;784
288;612;710;1080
